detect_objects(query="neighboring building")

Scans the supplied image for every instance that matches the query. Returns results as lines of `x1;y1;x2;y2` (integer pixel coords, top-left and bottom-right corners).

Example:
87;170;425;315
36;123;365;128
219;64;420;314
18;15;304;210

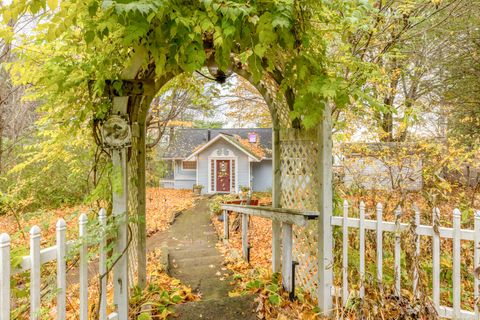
160;128;272;194
341;143;423;191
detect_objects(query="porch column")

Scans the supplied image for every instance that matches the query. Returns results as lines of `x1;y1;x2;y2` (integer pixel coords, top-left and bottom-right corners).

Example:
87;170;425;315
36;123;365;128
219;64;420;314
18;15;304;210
317;103;333;315
272;126;281;273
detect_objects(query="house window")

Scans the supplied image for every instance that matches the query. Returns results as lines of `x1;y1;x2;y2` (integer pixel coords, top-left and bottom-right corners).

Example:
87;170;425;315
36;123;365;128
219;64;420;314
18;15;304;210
248;133;257;143
182;161;196;170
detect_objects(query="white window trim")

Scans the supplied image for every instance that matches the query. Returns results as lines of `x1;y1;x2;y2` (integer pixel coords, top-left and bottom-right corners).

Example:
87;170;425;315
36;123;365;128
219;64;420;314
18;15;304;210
208;156;238;194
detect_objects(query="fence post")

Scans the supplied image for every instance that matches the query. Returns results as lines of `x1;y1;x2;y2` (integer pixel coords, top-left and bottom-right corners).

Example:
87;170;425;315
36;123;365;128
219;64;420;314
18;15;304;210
359;201;365;299
30;225;41;320
474;210;480;317
453;209;461;318
376;203;383;286
0;233;10;320
342;200;349;306
223;210;229;240
99;209;108;320
56;219;67;320
282;223;293;292
242;214;248;259
412;206;420;298
432;207;440;309
394;207;402;297
317;101;333;315
79;213;88;320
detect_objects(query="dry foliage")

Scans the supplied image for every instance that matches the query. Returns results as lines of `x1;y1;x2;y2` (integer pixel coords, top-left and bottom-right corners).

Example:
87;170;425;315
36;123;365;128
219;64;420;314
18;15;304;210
0;187;196;248
145;188;196;236
211;188;480;318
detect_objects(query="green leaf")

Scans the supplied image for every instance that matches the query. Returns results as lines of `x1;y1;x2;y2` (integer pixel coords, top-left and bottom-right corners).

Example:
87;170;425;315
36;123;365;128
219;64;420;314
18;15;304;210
84;31;95;44
268;293;280;305
137;313;152;320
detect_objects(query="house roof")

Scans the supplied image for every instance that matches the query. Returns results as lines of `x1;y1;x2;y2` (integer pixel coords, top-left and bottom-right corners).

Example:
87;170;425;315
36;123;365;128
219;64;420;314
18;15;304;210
184;133;262;161
162;128;272;159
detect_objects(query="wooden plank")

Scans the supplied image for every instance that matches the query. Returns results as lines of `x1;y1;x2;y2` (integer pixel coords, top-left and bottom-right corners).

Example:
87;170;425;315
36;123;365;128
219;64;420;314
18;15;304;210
0;233;10;320
376;203;383;285
30;225;41;320
221;204;313;227
432;208;441;309
359;202;365;299
342;200;349;306
223;210;229;240
330;217;475;241
474;210;480;317
99;209;108;320
242;214;248;259
79;214;88;320
394;207;402;296
453;209;461;317
13;241;74;275
282;223;293;292
136;116;148;289
317;102;333;314
413;206;420;297
112;148;129;320
56;219;67;320
272;127;281;273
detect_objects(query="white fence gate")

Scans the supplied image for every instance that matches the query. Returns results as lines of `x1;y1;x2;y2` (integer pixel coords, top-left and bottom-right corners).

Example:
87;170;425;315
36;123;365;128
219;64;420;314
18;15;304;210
332;201;480;319
0;209;120;320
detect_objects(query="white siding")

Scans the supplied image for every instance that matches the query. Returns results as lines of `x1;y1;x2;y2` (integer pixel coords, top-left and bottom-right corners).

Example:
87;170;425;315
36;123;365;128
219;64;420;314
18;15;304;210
252;160;272;192
173;160;196;190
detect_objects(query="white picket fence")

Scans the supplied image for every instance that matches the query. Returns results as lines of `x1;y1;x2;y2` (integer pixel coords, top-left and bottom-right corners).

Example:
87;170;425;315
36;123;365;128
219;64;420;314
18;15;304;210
331;201;480;319
0;209;119;320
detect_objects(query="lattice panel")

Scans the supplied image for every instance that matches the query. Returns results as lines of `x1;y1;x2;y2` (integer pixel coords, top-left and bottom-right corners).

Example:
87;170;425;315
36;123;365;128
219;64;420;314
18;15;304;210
279;128;320;299
127;134;139;287
293;221;319;299
258;76;291;129
279;129;319;211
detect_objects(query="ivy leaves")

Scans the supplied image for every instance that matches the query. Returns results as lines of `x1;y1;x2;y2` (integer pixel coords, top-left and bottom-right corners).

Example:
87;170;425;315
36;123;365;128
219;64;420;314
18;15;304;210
2;0;381;132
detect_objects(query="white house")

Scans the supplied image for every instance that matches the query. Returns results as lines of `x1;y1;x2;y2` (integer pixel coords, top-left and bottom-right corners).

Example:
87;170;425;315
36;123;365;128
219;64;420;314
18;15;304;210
160;128;273;193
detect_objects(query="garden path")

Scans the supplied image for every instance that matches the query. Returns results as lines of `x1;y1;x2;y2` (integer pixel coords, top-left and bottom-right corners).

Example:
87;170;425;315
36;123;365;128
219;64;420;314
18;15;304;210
159;198;256;320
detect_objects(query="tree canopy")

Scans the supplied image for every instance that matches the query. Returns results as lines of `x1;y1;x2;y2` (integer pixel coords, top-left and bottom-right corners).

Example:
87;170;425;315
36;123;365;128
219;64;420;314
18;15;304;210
2;0;377;130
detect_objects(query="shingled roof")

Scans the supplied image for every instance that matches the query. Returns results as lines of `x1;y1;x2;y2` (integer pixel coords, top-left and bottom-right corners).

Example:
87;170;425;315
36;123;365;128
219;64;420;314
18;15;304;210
162;128;272;159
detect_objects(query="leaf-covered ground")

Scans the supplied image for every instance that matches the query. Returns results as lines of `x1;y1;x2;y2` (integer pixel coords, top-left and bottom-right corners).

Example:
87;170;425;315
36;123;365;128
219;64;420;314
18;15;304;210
0;187;196;248
210;188;480;319
5;188;198;319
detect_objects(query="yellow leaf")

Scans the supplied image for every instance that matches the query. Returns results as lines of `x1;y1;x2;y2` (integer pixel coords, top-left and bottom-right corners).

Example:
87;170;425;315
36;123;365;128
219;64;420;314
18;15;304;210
47;0;58;10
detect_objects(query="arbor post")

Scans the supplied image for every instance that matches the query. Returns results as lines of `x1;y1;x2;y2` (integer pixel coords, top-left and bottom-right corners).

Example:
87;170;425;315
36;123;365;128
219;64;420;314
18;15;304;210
104;94;133;320
317;103;333;315
136;118;147;289
272;126;281;273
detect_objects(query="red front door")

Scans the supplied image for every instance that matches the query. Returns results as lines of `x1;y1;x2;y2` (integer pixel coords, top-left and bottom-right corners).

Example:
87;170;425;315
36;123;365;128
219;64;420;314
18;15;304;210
216;160;231;192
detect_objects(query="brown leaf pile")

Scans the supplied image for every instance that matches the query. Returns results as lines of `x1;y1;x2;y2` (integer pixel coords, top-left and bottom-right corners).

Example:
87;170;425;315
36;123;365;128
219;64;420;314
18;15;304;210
0;187;196;249
145;187;196;236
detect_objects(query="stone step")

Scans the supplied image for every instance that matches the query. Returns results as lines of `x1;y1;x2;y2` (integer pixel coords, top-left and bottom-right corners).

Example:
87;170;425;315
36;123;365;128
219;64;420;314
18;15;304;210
169;264;225;279
173;295;257;320
169;247;221;260
170;255;224;269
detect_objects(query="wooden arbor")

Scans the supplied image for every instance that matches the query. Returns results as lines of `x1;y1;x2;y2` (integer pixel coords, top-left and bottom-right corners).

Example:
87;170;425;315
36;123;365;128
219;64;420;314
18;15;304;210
104;48;334;318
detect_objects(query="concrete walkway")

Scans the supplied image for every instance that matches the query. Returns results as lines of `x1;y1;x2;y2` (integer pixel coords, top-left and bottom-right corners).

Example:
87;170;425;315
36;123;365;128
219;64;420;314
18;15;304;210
161;199;256;320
